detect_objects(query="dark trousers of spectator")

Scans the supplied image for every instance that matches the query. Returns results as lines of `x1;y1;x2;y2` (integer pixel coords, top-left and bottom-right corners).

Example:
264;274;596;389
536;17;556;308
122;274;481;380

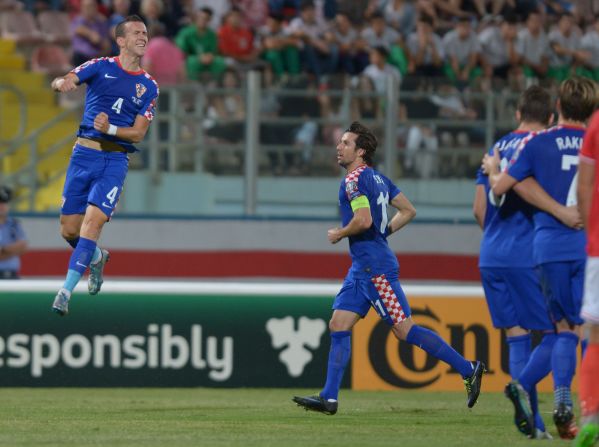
338;51;369;76
0;270;19;279
301;44;339;82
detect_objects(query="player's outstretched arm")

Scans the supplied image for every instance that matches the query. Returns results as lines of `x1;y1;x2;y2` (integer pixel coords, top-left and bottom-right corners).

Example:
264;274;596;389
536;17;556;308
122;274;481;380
515;177;582;229
387;192;416;236
93;113;151;143
51;73;80;93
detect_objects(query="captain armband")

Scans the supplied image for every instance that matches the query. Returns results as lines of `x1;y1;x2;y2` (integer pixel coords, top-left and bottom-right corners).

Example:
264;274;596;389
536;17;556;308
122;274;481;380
350;195;370;211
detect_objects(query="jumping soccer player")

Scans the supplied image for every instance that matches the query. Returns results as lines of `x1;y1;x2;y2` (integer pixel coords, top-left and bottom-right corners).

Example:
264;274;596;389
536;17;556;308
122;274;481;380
483;76;598;439
293;121;485;415
50;15;158;316
574;109;599;447
475;85;570;439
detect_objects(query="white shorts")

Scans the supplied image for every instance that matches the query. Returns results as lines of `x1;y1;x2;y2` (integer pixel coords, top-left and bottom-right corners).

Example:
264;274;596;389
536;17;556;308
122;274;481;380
582;257;599;324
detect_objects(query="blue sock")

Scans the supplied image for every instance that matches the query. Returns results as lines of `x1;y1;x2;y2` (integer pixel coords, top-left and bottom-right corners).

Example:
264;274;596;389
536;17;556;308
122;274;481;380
91;246;102;264
519;333;556;392
63;237;97;293
582;338;588;359
65;237;80;249
320;331;351;400
406;325;473;378
506;334;532;378
529;388;546;432
552;332;579;405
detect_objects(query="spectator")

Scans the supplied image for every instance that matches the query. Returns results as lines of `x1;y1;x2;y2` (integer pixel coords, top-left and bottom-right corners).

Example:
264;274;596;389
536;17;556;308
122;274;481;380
218;6;261;68
0;186;27;280
351;75;381;120
359;12;407;75
479;14;520;84
233;0;269;30
337;0;371;25
175;7;226;80
383;0;417;36
547;12;583;81
406;14;445;79
258;13;301;79
143;22;185;85
108;0;131;55
515;11;550;83
362;45;401;94
70;0;110;66
268;0;300;21
333;12;368;76
578;15;599;80
286;0;338;86
204;68;246;144
193;0;231;29
442;16;482;85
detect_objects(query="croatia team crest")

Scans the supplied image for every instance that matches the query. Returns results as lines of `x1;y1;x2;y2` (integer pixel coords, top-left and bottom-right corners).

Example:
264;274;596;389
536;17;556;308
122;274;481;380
135;83;147;98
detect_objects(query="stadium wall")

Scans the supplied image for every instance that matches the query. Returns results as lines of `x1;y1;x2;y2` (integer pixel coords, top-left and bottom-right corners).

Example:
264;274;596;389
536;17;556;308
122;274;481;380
0;281;571;392
18;216;481;281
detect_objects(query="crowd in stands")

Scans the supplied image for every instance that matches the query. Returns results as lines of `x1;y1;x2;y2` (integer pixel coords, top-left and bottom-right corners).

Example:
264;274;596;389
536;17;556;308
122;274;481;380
3;0;599;176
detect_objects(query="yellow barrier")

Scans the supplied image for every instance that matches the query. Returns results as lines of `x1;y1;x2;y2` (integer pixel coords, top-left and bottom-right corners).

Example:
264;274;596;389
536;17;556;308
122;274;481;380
352;296;579;392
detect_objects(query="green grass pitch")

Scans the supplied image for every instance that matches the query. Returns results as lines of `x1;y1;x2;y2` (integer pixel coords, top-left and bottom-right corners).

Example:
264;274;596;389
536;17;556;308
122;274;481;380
0;388;574;446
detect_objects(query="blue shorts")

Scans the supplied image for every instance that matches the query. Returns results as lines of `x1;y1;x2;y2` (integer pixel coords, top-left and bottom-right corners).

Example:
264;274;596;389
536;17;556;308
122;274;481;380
62;144;129;219
480;267;553;331
539;260;585;326
333;273;412;326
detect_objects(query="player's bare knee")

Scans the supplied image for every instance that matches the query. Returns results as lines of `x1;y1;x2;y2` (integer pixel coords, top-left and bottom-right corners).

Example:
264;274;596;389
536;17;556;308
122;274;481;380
392;318;414;341
506;326;528;337
60;227;79;240
555;319;577;334
329;319;346;333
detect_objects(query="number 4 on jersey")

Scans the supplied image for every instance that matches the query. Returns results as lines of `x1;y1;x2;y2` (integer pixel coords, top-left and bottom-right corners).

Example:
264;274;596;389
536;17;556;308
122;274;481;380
111;98;124;114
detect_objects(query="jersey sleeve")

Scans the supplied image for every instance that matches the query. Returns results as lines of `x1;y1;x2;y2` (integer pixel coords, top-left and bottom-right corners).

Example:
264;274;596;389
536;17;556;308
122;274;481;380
140;82;159;122
581;111;599;165
385;176;401;200
507;134;536;181
70;58;103;84
345;174;371;212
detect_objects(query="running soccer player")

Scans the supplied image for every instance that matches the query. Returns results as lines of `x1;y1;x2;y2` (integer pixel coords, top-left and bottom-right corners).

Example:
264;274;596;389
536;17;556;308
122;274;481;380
483;77;598;439
475;86;562;439
293;122;485;415
50;15;158;316
574;109;599;447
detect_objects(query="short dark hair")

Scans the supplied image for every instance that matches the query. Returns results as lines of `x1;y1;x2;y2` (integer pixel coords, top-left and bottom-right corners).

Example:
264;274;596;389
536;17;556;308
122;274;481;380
517;86;552;125
559;76;599;122
200;6;213;17
115;15;145;39
0;186;12;203
418;14;434;27
346;121;377;166
371;45;389;59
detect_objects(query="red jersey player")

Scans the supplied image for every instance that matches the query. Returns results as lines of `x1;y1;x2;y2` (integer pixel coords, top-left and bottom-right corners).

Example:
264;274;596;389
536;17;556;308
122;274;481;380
575;109;599;447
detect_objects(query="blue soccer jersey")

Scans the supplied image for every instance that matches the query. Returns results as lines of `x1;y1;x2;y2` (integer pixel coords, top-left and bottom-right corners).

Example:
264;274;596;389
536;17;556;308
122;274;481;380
339;165;401;279
507;125;587;264
477;130;535;268
71;56;159;153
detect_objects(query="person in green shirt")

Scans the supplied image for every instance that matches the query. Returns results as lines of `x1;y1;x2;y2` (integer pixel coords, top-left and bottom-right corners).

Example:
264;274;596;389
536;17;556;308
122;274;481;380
175;6;226;80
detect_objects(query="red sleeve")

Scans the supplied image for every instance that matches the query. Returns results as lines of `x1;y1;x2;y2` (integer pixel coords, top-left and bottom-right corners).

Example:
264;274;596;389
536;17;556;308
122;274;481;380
581;111;599;164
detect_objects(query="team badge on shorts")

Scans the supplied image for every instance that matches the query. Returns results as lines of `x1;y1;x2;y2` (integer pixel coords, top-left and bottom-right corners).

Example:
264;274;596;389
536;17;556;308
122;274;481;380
135;83;147;98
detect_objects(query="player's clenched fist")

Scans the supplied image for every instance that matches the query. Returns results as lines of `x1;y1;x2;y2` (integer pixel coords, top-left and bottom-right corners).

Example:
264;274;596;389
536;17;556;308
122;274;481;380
51;76;78;92
327;227;343;244
93;112;110;133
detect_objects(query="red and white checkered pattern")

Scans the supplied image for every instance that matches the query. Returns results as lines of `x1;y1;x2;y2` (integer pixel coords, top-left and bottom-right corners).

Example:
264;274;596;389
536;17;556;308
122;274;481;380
371;274;406;324
345;164;367;184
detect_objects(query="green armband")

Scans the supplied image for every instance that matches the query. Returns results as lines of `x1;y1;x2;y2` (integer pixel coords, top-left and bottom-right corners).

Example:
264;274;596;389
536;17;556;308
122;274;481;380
350;195;370;211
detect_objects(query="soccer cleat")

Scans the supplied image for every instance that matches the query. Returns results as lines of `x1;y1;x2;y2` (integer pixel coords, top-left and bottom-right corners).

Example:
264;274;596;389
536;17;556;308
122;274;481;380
52;288;71;316
573;422;599;447
553;402;578;439
88;249;109;295
292;395;338;415
504;381;535;437
533;428;553;440
463;361;485;408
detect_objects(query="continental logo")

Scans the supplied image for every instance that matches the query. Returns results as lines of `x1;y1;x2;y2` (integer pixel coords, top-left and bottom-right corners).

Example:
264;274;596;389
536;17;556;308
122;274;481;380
352;297;558;392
